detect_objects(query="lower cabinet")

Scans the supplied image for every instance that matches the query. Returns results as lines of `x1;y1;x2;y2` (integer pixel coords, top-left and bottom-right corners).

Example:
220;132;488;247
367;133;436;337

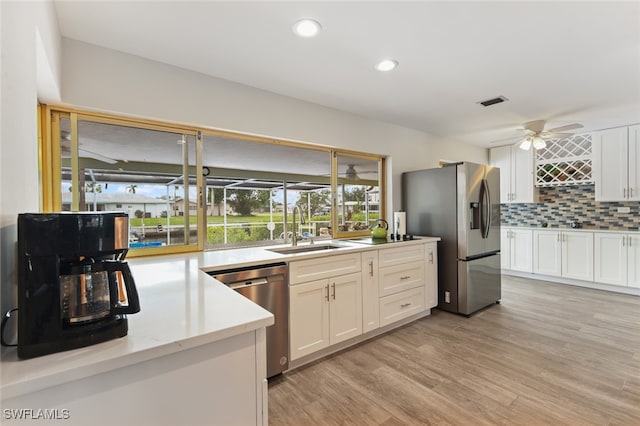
361;250;380;333
289;272;362;360
380;286;425;327
594;232;640;287
289;241;439;362
502;228;533;272
424;242;438;308
533;230;593;281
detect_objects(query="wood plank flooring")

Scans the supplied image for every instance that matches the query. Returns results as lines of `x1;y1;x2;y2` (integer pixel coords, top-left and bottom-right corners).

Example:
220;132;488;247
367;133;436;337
269;276;640;425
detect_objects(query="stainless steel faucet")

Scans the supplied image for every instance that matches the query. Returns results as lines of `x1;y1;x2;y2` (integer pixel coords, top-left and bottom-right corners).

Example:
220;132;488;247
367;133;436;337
292;205;305;247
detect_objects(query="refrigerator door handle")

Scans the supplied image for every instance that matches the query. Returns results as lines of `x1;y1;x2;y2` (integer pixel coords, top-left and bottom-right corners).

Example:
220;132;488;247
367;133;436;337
480;178;490;239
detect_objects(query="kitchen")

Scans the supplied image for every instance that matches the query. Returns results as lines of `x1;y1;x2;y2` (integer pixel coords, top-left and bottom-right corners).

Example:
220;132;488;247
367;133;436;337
2;1;640;425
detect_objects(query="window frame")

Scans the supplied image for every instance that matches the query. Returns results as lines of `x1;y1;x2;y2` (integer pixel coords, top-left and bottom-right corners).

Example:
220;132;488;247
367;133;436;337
40;105;385;256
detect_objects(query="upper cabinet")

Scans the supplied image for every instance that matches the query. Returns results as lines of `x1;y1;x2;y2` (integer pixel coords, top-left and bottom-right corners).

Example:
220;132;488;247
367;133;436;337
490;145;538;204
593;125;640;202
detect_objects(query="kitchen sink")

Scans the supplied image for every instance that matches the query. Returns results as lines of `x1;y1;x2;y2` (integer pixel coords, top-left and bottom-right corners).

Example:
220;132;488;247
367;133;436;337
267;244;344;255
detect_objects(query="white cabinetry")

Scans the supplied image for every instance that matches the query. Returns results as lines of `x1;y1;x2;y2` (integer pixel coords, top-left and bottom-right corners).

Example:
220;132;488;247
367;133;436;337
424;242;438;309
490;145;538;203
289;253;362;360
533;230;593;281
361;250;379;333
593;125;640;201
378;245;426;326
594;232;640;288
501;228;533;272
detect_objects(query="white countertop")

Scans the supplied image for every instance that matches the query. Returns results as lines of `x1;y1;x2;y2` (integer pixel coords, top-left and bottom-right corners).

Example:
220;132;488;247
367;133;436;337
501;225;640;234
1;237;439;400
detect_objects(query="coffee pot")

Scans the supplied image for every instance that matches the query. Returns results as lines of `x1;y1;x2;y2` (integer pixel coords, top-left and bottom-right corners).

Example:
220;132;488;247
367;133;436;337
4;212;141;359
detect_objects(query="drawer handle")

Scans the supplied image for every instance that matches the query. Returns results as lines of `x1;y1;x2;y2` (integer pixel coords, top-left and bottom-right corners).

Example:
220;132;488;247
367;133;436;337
400;276;411;280
400;303;411;308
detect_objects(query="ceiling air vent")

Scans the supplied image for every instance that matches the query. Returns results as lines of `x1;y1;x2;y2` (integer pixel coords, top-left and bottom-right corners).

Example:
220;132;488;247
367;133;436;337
478;96;508;107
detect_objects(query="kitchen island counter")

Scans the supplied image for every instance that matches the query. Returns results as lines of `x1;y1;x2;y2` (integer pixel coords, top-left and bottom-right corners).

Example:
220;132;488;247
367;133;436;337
1;237;439;425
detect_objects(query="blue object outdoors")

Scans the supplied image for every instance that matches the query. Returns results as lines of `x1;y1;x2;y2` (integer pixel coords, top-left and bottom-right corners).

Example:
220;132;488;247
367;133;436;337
130;241;163;248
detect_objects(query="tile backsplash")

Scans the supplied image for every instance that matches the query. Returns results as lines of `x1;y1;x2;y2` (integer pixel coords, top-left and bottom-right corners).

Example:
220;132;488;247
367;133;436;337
500;184;640;230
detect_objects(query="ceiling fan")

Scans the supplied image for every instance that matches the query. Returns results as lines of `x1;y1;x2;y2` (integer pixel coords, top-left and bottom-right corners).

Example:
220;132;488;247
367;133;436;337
517;120;584;151
341;164;379;180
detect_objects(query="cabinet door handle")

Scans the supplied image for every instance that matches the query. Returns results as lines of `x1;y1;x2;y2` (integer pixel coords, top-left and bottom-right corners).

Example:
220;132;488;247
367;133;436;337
369;260;374;277
429;251;434;263
629;236;633;247
631;188;634;198
623;236;626;247
400;303;411;308
331;283;336;300
557;233;560;242
624;188;627;198
325;284;329;301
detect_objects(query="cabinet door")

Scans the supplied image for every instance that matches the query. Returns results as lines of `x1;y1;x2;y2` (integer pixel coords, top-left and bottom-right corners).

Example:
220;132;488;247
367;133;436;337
594;233;627;286
628;234;640;288
511;147;535;203
329;272;363;345
490;146;512;203
361;251;379;333
629;125;640;201
500;228;511;269
562;232;594;281
533;230;562;277
424;242;438;309
593;127;629;201
510;229;533;273
289;279;329;360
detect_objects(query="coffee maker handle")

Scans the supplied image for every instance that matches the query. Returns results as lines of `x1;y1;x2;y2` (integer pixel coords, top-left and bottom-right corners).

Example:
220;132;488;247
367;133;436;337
105;261;141;315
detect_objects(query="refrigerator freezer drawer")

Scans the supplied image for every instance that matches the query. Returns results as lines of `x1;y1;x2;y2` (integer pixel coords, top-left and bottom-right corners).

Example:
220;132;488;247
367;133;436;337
457;253;501;315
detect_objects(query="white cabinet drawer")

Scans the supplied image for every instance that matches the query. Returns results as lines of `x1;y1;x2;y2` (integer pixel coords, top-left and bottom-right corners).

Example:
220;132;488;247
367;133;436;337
379;286;425;327
289;253;361;285
379;260;425;297
378;244;425;268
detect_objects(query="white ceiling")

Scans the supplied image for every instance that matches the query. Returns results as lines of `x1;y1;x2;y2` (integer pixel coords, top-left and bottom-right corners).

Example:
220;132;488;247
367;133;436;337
53;1;640;148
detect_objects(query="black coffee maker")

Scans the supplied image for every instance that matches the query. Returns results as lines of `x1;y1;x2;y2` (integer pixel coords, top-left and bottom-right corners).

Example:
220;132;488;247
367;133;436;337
14;212;140;359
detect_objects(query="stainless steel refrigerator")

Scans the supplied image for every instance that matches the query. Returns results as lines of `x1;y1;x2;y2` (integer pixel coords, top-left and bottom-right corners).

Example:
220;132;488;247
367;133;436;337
402;162;501;315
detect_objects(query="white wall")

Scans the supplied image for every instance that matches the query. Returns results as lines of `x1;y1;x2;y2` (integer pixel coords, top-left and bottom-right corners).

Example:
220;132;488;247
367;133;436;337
61;39;488;213
0;0;61;317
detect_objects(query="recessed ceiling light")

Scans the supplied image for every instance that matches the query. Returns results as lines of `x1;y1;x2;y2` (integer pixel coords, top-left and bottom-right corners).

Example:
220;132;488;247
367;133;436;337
293;19;322;38
375;59;399;72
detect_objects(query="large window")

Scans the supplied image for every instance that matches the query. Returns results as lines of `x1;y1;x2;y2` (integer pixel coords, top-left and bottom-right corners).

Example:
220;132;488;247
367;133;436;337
41;107;385;254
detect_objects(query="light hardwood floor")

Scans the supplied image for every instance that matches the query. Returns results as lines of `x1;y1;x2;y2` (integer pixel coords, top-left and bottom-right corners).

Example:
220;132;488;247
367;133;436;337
269;276;640;425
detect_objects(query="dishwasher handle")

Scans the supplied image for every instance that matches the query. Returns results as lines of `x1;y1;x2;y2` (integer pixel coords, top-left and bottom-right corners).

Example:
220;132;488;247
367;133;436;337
229;278;270;289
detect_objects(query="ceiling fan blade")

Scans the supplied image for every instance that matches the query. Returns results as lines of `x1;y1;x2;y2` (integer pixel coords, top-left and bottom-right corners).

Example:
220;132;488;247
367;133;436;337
79;148;118;164
546;123;584;133
542;132;575;139
523;120;546;133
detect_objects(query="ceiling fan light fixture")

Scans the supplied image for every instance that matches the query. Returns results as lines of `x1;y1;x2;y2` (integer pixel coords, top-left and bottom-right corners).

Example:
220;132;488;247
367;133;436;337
292;19;322;38
532;136;546;150
519;137;532;150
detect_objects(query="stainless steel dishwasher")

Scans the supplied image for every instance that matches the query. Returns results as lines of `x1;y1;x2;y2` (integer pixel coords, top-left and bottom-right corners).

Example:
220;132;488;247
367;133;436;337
209;262;289;378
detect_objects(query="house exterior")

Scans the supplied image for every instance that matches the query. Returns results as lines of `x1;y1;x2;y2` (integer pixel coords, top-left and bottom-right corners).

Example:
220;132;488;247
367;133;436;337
61;192;168;218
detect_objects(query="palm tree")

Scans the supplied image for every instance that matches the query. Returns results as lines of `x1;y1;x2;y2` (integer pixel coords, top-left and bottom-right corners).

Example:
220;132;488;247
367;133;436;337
127;184;137;194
